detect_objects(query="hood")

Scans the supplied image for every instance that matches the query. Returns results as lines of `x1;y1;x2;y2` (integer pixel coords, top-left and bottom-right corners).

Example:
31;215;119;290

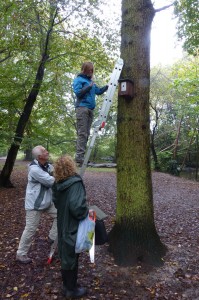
55;175;82;192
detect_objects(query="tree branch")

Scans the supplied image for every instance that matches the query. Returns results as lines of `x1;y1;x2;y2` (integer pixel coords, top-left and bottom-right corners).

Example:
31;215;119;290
154;3;174;13
47;51;88;62
54;4;82;26
0;52;11;63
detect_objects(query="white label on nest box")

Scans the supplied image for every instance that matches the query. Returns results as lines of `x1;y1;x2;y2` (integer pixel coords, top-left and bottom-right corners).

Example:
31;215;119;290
121;82;126;91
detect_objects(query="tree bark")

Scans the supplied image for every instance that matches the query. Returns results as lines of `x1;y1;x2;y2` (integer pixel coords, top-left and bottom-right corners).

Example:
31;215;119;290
0;55;48;187
173;116;183;160
109;0;166;266
0;6;58;188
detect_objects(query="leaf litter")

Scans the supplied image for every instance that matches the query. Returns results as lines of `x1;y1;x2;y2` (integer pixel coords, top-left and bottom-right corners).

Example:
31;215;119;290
0;161;199;299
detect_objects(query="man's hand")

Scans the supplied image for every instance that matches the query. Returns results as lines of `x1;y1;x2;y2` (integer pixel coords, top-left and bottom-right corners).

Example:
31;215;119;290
89;209;96;221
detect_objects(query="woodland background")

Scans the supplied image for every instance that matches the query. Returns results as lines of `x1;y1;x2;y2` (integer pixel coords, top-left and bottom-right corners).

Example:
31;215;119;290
0;0;198;177
0;162;198;299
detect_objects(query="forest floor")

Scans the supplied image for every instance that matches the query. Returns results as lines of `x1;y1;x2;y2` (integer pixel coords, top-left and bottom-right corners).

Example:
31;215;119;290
0;159;199;300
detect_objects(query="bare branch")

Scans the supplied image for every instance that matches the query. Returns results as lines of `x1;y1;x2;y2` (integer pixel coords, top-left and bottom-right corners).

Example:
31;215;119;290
155;3;174;13
54;4;82;26
0;51;11;63
159;143;175;152
48;51;90;62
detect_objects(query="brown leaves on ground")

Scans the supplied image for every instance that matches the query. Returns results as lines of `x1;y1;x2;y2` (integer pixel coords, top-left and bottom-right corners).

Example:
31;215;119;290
0;161;199;299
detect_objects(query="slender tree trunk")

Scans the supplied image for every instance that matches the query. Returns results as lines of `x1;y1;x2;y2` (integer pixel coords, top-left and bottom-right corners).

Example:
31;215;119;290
109;0;166;266
195;133;199;181
0;56;48;187
151;133;160;170
181;129;196;170
0;7;58;187
150;104;160;170
173;116;183;160
24;149;32;161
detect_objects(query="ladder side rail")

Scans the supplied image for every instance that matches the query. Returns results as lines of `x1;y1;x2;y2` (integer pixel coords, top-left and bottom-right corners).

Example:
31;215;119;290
93;81;120;128
96;67;123;122
93;60;123;126
79;128;99;176
97;82;119;129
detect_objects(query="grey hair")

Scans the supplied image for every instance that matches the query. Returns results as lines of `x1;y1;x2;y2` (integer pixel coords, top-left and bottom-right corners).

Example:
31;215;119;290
32;145;44;159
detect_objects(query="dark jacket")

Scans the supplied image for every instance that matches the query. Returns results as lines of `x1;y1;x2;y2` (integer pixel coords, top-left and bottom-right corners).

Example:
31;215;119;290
52;175;88;270
73;74;108;109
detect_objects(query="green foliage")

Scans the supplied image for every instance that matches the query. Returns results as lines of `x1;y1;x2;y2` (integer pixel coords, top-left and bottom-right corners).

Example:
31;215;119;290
90;135;116;162
157;151;172;171
157;151;179;175
150;56;199;170
174;0;199;55
0;0;119;157
171;56;199;107
167;159;180;175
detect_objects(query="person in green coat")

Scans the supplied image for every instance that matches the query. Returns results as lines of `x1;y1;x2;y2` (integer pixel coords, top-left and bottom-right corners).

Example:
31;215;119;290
53;155;89;299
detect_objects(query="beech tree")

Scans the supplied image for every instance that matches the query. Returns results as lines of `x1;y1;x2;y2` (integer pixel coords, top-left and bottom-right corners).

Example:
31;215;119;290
109;0;169;266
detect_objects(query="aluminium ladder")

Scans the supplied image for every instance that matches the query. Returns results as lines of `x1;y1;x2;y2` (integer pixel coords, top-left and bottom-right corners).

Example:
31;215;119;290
79;58;124;177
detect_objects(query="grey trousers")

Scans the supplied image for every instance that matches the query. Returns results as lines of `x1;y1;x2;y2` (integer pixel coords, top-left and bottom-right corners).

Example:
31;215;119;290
17;203;57;256
75;107;94;159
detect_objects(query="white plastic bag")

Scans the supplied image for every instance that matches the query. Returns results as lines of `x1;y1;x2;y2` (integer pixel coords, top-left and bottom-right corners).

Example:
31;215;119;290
75;214;95;253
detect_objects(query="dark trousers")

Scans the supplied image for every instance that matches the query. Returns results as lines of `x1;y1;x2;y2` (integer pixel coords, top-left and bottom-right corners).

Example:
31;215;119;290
61;268;78;290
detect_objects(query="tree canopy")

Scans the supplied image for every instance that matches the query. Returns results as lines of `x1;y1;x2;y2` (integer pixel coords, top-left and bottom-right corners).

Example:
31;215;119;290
0;0;120;186
174;0;199;55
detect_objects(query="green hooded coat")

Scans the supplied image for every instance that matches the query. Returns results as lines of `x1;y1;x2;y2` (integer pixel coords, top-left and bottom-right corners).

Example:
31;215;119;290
52;175;88;270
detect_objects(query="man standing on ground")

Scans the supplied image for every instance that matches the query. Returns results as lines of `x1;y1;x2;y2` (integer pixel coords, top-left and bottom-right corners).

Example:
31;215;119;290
16;145;57;264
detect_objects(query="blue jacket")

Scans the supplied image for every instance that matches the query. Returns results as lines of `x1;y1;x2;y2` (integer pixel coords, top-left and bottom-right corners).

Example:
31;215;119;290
73;74;108;110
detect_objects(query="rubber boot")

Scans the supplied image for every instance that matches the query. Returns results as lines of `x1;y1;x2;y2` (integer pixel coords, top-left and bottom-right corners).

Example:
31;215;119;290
61;269;67;295
61;269;87;299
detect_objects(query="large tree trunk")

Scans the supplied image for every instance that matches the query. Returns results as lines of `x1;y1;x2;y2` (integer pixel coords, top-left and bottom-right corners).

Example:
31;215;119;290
109;0;166;266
